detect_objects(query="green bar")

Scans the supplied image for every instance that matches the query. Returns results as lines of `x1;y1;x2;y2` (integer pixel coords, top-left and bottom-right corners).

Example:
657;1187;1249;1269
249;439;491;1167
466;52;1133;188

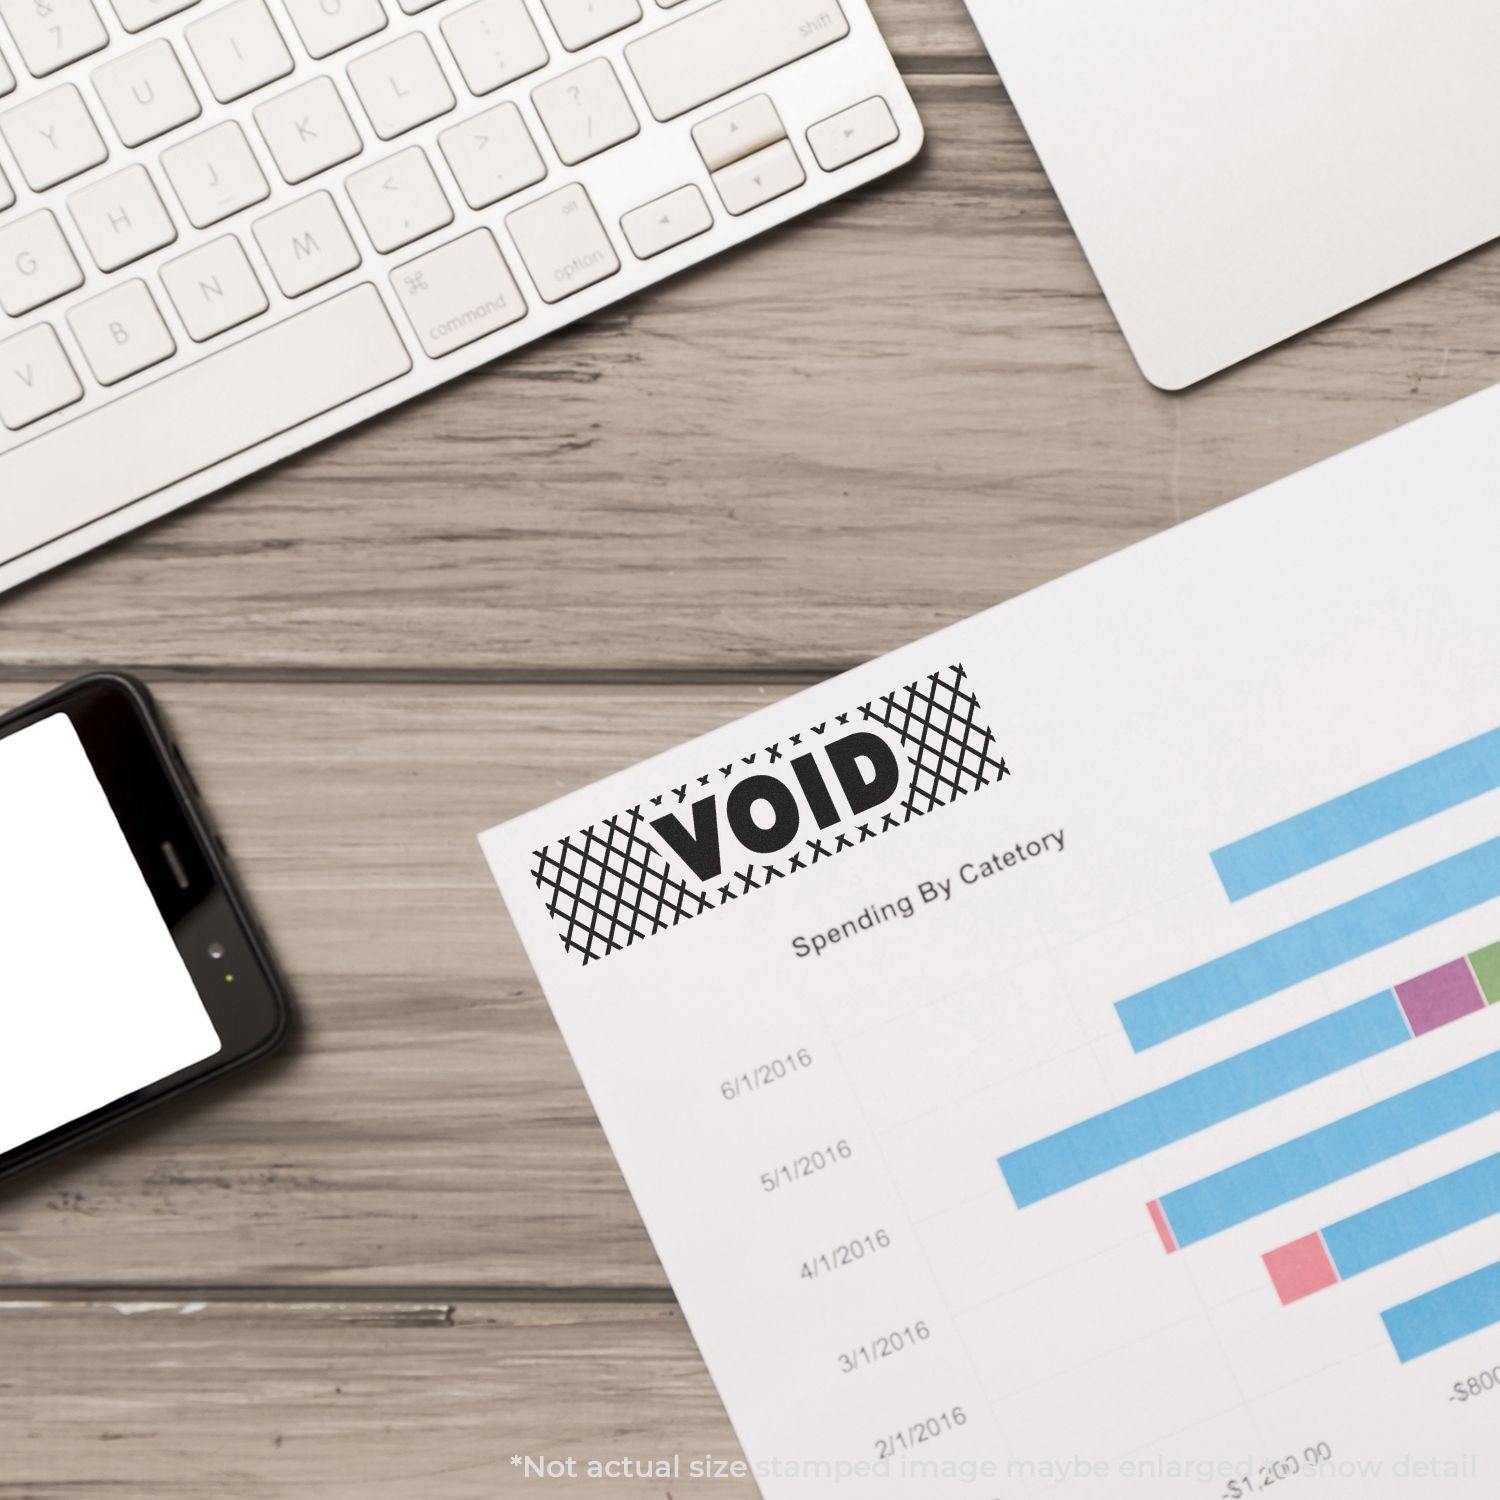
1471;942;1500;1005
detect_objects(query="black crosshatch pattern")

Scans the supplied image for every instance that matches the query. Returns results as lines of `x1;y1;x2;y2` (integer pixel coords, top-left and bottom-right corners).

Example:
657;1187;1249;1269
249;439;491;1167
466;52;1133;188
530;664;1010;966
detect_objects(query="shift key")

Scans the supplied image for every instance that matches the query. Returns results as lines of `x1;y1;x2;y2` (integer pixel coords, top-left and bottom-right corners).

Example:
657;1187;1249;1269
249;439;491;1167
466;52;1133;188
626;0;849;122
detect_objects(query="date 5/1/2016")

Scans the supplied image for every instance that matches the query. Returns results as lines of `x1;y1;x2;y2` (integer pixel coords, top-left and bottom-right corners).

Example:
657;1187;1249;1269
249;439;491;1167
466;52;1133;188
760;1139;853;1192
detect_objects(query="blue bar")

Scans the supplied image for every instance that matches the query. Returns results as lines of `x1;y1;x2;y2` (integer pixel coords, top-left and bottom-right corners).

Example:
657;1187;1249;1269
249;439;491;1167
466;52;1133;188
1324;1152;1500;1280
1213;726;1500;902
1117;835;1500;1052
1383;1259;1500;1363
1000;993;1410;1208
1156;1049;1500;1249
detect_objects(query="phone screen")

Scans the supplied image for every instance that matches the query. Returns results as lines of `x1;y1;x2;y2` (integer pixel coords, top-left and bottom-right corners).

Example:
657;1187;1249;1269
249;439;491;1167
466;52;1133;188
0;712;222;1155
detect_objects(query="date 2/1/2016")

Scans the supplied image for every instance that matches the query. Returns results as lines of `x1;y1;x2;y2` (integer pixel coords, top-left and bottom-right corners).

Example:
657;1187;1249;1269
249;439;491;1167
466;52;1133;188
874;1406;967;1462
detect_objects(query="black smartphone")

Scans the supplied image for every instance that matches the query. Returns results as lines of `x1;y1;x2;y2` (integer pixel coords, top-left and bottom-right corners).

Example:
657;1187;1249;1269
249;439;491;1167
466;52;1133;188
0;673;287;1183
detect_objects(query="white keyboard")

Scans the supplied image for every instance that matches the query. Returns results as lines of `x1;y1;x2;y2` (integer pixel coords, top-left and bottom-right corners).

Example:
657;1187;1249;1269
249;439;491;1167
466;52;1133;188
0;0;920;590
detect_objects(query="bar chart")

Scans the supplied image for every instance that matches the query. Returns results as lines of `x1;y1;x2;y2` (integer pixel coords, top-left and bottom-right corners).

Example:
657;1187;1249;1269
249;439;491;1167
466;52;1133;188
496;460;1500;1498
1002;727;1500;1367
1265;1153;1500;1304
1384;1260;1500;1363
1149;1049;1500;1253
1211;724;1500;901
1115;837;1500;1050
1002;947;1500;1209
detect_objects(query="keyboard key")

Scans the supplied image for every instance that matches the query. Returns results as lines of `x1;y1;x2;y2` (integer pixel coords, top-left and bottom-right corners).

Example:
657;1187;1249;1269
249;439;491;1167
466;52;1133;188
67;277;176;384
396;0;443;12
160;234;268;339
0;0;106;78
391;226;525;356
253;189;360;295
281;0;386;59
693;94;784;173
0;323;82;429
440;0;547;97
531;59;637;166
438;100;544;209
0;284;412;564
68;164;177;271
626;0;848;122
347;33;455;139
106;0;199;33
505;181;616;303
347;145;452;252
0;164;11;210
807;95;896;171
620;183;710;260
254;76;362;184
186;0;293;104
93;40;201;148
0;49;14;94
0;85;108;191
713;138;804;215
539;0;638;51
161;120;270;227
0;210;83;315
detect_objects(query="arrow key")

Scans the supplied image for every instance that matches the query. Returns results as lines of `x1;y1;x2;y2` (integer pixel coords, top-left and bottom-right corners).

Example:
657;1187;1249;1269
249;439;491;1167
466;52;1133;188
807;95;899;172
712;138;805;217
692;93;784;173
620;184;712;260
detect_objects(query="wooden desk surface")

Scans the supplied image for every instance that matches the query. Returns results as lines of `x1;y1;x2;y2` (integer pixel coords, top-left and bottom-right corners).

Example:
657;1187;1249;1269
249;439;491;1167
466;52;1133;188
6;1;1500;1491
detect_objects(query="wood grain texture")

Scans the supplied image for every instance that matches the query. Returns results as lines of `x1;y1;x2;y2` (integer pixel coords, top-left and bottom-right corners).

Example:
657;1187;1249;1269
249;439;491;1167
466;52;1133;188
7;3;1495;1488
0;1299;750;1498
6;63;1496;676
866;0;994;66
0;680;785;1290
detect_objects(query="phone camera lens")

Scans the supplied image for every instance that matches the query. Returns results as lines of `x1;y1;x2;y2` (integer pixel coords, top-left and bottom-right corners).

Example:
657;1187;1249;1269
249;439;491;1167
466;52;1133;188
207;942;226;961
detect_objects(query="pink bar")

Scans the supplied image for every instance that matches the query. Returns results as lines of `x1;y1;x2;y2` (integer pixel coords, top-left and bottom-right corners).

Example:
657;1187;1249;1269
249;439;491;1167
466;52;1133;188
1264;1231;1340;1305
1148;1199;1178;1254
1394;958;1485;1037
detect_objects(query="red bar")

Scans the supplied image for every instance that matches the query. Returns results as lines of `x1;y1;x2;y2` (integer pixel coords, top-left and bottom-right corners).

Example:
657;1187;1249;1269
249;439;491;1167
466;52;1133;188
1264;1231;1340;1304
1148;1198;1178;1254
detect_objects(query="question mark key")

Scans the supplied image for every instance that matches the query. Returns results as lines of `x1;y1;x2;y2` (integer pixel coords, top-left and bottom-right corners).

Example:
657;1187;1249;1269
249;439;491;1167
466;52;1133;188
532;58;641;166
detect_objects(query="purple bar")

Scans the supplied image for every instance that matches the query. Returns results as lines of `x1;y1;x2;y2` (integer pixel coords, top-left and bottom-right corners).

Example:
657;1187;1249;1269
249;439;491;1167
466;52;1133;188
1395;959;1485;1037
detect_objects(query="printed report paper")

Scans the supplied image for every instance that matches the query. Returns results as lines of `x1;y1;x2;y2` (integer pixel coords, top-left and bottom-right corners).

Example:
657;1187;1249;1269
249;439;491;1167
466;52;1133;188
482;387;1500;1498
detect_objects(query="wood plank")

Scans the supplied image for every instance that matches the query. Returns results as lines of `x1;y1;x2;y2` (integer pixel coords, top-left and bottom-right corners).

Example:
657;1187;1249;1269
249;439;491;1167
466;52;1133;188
0;679;789;1290
870;0;995;66
7;74;1496;676
0;1298;751;1498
